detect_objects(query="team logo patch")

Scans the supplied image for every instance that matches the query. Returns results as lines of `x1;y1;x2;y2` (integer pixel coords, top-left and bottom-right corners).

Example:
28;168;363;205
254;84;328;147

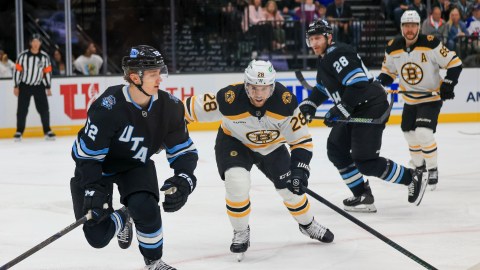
400;62;423;85
168;93;179;103
427;35;434;41
258;72;265;78
282;92;292;104
225;90;235;104
246;130;280;144
230;151;238;157
101;95;116;110
130;48;139;58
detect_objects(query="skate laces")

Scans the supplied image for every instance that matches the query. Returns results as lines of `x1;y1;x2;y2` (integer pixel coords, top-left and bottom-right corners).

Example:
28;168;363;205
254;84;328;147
145;259;176;270
345;195;358;202
408;177;417;197
232;227;250;244
302;220;328;239
117;219;131;243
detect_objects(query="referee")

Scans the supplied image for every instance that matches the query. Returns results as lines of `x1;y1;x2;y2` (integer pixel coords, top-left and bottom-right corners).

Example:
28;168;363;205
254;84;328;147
13;34;55;141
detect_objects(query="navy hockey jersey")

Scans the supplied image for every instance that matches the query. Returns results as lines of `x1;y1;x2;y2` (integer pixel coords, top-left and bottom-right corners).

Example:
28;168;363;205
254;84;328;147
72;85;198;187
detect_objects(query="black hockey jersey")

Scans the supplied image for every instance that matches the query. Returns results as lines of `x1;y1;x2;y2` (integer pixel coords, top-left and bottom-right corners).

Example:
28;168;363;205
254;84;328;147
314;43;384;109
184;82;313;165
72;84;198;187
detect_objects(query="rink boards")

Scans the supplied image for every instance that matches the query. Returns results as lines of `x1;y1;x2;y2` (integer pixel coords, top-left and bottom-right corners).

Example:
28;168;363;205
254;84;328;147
0;70;479;138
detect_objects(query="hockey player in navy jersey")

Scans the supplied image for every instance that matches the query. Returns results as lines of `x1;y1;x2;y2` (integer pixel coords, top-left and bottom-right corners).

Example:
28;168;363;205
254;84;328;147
378;10;463;190
70;45;198;270
298;20;428;213
184;60;334;260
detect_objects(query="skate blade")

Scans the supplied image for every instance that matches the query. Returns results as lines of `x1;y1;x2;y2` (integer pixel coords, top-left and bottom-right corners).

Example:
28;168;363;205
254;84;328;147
429;184;437;191
344;204;377;213
415;174;429;206
236;253;245;262
14;138;21;142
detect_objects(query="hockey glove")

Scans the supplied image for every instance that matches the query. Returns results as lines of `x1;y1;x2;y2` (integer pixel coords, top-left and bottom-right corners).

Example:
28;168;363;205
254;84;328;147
299;99;318;123
286;162;310;195
324;102;352;127
160;172;197;212
440;79;455;100
83;183;110;223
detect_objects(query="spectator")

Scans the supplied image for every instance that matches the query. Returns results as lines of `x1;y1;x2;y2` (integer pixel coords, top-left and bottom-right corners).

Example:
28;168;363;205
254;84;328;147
242;0;266;33
264;0;286;50
466;4;480;53
317;3;327;20
276;0;300;19
73;42;103;75
421;6;448;42
51;49;66;76
455;0;473;22
393;0;411;30
409;0;427;22
446;7;468;53
13;34;55;141
295;0;320;25
433;0;453;21
326;0;354;44
0;48;15;78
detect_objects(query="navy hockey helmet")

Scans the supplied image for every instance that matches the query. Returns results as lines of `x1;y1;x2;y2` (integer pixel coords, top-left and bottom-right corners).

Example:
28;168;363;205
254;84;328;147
306;20;333;47
122;45;168;78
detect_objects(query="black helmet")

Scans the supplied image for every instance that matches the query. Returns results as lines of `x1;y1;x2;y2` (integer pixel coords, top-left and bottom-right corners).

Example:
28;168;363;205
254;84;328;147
122;45;168;76
29;33;42;43
306;20;333;38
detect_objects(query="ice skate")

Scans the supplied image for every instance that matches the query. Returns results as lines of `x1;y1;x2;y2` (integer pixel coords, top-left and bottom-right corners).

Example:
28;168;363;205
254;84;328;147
299;218;334;243
45;131;56;141
343;181;377;213
408;168;428;206
427;168;438;191
230;226;250;262
13;132;22;142
116;206;133;249
144;258;176;270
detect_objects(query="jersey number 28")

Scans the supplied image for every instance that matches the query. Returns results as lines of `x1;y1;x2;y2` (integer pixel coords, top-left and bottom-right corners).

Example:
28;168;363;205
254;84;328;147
333;56;349;73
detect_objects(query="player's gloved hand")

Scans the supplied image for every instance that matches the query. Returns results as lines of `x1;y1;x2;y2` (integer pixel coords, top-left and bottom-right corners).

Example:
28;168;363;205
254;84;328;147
286;162;310;195
299;99;318;123
83;183;110;223
440;79;455;100
324;102;352;127
160;172;197;212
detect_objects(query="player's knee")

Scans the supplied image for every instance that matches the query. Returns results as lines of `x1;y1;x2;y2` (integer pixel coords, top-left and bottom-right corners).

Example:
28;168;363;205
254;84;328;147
83;221;113;248
415;127;434;145
355;159;384;176
126;192;161;226
225;167;250;199
403;130;419;145
327;141;342;165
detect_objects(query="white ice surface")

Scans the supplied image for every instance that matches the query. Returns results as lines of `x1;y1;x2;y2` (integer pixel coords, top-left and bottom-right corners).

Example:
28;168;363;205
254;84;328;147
1;123;479;270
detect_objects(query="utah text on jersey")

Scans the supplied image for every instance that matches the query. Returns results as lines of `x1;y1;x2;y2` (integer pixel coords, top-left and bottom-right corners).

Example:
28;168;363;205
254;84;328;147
183;82;313;156
381;34;462;104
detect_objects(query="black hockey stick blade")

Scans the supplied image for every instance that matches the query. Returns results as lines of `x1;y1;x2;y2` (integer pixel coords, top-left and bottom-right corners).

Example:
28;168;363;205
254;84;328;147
0;213;91;270
303;187;438;270
313;96;394;124
295;70;314;90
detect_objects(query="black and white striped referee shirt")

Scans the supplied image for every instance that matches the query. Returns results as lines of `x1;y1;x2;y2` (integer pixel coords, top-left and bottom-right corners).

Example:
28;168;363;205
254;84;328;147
14;49;52;89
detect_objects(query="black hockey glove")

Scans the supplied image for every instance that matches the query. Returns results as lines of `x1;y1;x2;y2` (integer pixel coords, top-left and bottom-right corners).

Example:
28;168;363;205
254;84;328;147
286;162;310;195
440;79;455;100
324;102;352;127
83;183;110;223
299;99;318;123
160;172;197;212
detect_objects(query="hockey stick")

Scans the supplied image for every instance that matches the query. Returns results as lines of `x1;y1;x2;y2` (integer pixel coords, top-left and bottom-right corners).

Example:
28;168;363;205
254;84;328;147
303;187;438;270
313;97;394;124
0;213;92;270
295;70;438;96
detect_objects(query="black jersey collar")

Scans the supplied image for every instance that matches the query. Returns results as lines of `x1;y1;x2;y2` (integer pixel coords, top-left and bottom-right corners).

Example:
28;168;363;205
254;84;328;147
122;85;158;111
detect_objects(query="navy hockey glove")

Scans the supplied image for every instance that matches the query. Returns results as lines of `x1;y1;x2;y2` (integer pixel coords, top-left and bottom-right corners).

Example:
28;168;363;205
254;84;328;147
160;173;197;212
83;183;110;223
286;162;310;195
299;99;318;123
324;103;352;127
440;79;455;100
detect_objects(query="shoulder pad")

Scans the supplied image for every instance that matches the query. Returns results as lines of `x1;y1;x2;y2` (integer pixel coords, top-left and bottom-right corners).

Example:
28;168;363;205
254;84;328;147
415;34;441;48
265;82;298;116
216;84;249;115
385;37;404;54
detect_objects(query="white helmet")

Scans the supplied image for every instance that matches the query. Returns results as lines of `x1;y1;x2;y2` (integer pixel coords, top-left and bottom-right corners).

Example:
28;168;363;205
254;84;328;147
400;10;421;39
244;60;276;86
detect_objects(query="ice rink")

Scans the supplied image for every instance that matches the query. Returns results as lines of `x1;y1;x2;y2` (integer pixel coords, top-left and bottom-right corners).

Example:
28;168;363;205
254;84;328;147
1;123;479;270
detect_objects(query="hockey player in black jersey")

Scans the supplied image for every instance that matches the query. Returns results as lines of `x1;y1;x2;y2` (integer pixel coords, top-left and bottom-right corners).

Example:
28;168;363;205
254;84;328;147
70;45;198;270
299;20;428;213
184;60;334;261
377;10;463;191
